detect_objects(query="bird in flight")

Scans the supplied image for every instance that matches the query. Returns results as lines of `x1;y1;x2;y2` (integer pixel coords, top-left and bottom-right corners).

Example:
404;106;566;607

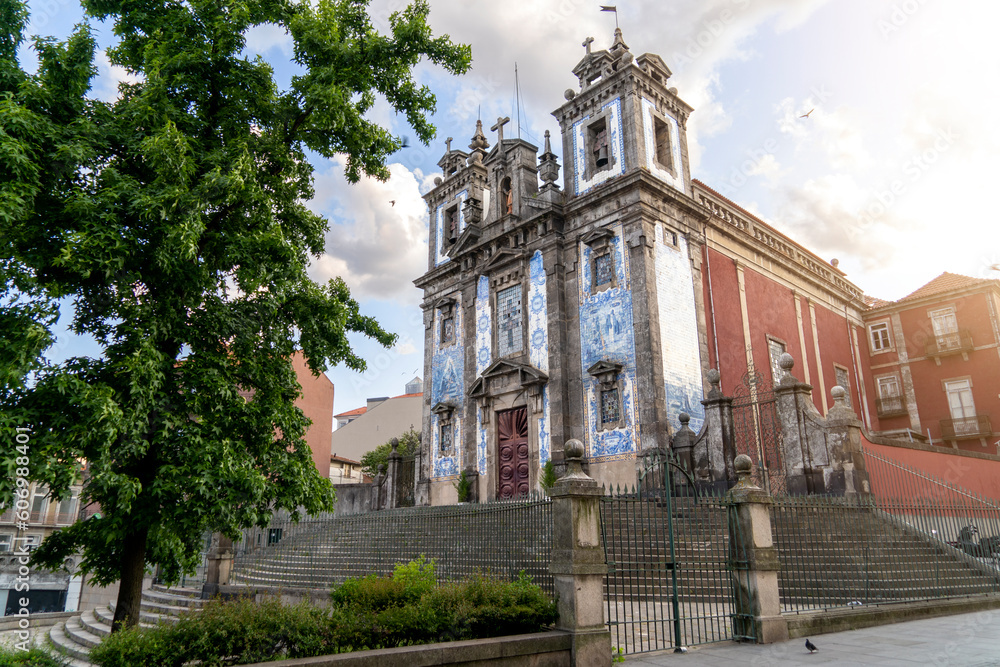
805;638;818;653
800;108;814;118
390;200;396;207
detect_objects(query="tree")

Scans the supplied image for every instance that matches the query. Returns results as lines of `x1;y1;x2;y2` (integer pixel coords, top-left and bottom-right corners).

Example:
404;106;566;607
0;0;470;631
359;427;420;479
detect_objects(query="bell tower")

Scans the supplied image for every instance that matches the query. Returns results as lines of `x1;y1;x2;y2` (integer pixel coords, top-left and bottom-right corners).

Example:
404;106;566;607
554;28;693;198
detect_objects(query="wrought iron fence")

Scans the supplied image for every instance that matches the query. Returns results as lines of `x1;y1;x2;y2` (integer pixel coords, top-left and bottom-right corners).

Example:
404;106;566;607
601;449;750;654
771;447;1000;614
231;495;553;593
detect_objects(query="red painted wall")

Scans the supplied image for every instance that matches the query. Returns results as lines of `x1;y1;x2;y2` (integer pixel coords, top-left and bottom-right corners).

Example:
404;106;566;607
864;437;1000;501
292;352;335;478
702;248;745;397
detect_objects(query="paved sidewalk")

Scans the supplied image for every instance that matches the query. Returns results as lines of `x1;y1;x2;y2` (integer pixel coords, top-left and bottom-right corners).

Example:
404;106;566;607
624;610;1000;666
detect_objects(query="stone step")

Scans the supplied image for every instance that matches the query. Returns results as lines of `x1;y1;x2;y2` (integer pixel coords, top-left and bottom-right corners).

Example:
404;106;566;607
78;609;111;638
142;587;207;609
110;601;182;626
47;621;93;664
63;615;103;650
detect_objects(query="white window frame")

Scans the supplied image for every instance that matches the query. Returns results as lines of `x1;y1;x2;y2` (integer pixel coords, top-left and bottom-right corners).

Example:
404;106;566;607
876;375;901;399
0;533;11;553
868;321;892;353
944;378;976;421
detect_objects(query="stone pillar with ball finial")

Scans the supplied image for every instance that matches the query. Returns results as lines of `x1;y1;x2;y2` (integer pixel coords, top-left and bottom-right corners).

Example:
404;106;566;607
549;438;612;666
727;454;789;643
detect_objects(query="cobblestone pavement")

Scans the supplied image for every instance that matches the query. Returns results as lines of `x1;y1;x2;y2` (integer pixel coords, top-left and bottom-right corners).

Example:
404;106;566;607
624;610;1000;666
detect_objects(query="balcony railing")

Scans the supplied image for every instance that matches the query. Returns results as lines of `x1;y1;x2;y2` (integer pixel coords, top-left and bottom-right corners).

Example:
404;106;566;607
876;395;907;418
925;329;973;357
940;415;992;439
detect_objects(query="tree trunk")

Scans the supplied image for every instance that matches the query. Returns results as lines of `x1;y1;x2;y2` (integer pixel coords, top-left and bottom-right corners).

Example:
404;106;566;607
111;527;149;633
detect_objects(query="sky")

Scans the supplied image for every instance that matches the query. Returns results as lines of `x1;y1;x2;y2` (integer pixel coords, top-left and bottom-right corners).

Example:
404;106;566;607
21;0;1000;418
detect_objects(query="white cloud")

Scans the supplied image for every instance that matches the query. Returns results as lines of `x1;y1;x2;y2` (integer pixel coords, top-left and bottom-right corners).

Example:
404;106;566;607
394;341;416;355
307;158;428;305
245;23;293;57
91;50;143;103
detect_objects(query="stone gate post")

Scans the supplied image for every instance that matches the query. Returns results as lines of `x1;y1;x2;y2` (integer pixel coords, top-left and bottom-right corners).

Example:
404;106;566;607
201;533;234;599
728;454;788;643
549;439;612;666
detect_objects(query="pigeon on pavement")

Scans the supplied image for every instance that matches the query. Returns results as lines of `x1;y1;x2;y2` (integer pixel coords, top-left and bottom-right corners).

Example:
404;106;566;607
805;638;818;653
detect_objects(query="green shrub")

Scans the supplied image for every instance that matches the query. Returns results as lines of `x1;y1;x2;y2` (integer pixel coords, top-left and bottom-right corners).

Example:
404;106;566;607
92;559;556;666
0;647;66;667
90;598;332;667
540;460;558;495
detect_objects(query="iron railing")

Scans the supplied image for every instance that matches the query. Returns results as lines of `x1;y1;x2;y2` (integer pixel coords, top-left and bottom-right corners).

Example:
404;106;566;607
771;447;1000;614
925;329;973;357
941;415;992;439
875;395;907;418
231;495;554;594
601;450;750;654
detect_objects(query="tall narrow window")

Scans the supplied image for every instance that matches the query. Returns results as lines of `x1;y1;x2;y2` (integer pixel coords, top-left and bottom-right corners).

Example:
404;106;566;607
501;177;513;215
56;494;78;524
767;339;786;384
442;205;459;254
30;489;48;523
592;121;609;168
869;322;891;352
0;534;11;553
834;367;852;408
496;285;523;356
653;115;674;172
440;422;452;453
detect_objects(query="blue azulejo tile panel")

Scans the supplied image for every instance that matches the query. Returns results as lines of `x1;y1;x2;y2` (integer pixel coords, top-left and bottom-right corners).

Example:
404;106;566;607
653;225;705;434
431;414;461;479
640;98;685;192
528;251;548;373
538;386;551;466
477;408;487;475
572;97;625;196
434;203;447;266
475;275;492;375
431;292;464;480
578;225;639;462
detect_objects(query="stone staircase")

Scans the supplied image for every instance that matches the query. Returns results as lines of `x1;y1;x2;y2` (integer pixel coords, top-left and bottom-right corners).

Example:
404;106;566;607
772;503;1000;606
46;586;206;666
229;502;553;592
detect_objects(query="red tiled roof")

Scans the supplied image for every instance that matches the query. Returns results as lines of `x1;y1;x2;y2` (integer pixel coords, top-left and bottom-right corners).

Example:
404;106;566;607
334;406;367;418
391;392;423;399
897;272;999;303
863;295;893;309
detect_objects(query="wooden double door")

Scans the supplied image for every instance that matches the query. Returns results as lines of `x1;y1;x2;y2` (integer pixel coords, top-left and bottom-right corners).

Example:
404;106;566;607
497;406;530;499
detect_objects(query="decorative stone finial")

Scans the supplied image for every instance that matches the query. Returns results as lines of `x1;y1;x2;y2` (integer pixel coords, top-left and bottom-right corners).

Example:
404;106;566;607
564;88;576;101
831;385;846;404
733;454;755;489
679;412;690;426
609;27;629;56
778;353;795;373
707;368;721;386
562;439;590;480
469;119;489;152
538;129;560;188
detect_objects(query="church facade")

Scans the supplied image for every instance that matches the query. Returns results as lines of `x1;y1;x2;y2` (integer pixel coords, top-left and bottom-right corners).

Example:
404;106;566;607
414;30;877;504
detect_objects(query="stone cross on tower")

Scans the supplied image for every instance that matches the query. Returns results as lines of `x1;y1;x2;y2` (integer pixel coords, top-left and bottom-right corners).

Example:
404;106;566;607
445;136;453;153
582;36;594;54
491;116;510;158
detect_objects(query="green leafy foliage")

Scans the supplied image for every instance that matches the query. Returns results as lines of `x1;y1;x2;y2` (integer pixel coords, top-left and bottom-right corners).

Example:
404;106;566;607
0;646;67;667
0;0;470;630
90;560;557;665
454;469;472;502
359;428;420;478
89;598;332;667
540;460;558;495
